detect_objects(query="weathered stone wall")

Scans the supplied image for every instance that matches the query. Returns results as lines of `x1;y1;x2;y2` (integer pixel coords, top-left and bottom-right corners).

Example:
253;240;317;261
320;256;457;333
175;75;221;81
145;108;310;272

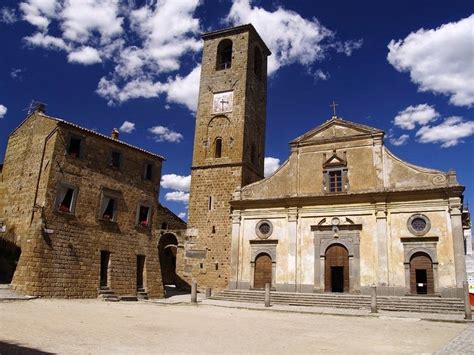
231;117;465;297
1;112;169;298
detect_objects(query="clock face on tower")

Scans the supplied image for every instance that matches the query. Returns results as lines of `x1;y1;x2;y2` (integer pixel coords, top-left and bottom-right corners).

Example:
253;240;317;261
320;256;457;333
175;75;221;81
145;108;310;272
212;91;233;114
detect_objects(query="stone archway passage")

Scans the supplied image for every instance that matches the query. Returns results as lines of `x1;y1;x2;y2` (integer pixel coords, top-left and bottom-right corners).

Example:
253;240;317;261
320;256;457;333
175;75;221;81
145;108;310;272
410;252;434;295
158;233;178;286
254;253;272;289
325;244;349;292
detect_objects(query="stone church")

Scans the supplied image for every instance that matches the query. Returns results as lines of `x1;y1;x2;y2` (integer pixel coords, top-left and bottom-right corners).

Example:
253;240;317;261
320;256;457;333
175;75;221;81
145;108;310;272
184;24;467;298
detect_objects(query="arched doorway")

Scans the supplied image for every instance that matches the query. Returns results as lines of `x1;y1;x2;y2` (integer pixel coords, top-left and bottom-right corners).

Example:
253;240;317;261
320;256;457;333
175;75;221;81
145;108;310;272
0;238;21;284
325;244;349;292
254;253;272;289
158;233;178;287
410;252;434;295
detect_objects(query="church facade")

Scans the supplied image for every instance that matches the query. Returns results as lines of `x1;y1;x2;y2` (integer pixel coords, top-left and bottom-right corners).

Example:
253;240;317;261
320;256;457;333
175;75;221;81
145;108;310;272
185;24;467;298
228;117;466;298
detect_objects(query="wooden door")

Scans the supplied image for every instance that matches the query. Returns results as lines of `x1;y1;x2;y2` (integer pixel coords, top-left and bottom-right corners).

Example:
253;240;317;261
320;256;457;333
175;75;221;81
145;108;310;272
410;253;434;295
325;244;349;292
254;254;272;289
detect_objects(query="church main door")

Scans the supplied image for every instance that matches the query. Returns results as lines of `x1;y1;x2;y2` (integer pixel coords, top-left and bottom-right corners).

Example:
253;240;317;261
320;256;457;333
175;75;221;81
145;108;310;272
325;244;349;292
410;252;434;295
254;253;272;289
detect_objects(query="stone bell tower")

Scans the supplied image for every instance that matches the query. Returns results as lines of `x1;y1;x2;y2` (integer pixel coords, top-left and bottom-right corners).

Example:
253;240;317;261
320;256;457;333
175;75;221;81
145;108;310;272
186;24;271;289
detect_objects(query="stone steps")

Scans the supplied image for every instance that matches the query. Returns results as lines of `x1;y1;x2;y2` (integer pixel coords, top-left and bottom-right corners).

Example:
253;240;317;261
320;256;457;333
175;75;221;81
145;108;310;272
97;287;120;302
210;290;464;313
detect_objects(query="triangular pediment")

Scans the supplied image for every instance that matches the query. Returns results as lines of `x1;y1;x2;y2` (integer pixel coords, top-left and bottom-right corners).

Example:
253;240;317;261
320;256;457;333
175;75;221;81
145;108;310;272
291;117;384;145
322;152;346;168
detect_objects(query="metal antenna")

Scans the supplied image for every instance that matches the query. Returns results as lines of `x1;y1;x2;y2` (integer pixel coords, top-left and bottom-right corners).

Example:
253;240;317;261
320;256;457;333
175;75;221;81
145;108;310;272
23;100;47;115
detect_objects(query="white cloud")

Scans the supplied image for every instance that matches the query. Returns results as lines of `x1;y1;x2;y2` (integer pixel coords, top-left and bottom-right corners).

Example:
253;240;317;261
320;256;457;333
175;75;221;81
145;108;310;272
264;157;280;177
387;15;474;107
226;0;361;74
165;191;189;203
393;104;439;130
60;0;123;43
97;77;166;104
0;104;7;118
24;32;70;51
166;65;201;112
0;7;18;24
416;116;474;148
160;174;190;192
388;132;409;146
67;46;102;64
16;0;360;111
119;120;135;133
10;68;23;80
148;126;183;143
20;0;58;30
178;212;187;219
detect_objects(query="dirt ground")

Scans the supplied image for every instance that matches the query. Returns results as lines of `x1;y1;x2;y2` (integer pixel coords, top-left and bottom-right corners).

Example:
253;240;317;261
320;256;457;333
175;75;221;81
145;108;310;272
0;299;467;354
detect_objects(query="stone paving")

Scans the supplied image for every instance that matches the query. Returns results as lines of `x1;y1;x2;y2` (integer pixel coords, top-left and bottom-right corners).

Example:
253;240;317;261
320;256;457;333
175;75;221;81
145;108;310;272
0;284;36;300
437;324;474;354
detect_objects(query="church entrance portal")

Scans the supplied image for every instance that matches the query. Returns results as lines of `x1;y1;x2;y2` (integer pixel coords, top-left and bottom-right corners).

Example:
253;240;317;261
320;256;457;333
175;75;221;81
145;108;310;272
254;253;272;289
0;238;21;284
325;244;349;292
410;252;434;295
158;233;178;287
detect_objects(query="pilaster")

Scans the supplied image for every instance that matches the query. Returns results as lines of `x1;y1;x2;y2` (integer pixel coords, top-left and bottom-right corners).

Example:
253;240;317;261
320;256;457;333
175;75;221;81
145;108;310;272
229;210;241;289
287;207;298;292
449;197;466;289
375;202;389;287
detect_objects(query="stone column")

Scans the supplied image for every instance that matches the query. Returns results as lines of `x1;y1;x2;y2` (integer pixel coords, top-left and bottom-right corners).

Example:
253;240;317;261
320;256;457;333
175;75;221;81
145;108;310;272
449;197;466;291
229;210;241;290
375;203;389;291
287;207;298;292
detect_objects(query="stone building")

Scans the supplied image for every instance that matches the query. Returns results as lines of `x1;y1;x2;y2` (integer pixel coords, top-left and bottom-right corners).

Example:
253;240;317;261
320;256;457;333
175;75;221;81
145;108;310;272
186;24;270;289
229;117;466;298
0;106;186;298
185;24;467;298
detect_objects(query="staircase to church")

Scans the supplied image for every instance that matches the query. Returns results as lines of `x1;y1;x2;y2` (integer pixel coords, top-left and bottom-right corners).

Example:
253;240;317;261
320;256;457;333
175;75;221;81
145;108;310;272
210;290;465;314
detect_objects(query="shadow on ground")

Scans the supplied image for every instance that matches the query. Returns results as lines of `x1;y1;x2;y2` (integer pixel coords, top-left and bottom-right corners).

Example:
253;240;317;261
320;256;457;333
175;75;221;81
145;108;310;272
0;341;52;355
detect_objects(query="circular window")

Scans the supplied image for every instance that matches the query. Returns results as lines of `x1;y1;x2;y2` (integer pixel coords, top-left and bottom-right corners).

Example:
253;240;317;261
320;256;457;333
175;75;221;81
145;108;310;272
256;220;273;239
407;214;430;236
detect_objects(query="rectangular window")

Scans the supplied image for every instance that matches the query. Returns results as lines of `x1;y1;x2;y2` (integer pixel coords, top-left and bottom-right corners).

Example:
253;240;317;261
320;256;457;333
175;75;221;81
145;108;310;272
100;195;117;221
110;151;121;169
56;185;77;213
329;170;343;192
137;205;151;227
67;136;82;158
144;163;153;180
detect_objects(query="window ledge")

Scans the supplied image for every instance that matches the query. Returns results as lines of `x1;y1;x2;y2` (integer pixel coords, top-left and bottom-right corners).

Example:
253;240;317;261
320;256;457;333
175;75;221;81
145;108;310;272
54;210;76;218
98;218;117;224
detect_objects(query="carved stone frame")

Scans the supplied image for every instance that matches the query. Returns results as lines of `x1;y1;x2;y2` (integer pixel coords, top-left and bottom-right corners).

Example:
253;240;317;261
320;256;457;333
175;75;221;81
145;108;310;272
401;237;439;295
249;240;278;289
312;225;361;293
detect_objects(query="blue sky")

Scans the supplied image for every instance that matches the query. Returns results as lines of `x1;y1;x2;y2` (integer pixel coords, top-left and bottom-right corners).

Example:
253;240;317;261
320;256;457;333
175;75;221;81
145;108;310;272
0;0;473;220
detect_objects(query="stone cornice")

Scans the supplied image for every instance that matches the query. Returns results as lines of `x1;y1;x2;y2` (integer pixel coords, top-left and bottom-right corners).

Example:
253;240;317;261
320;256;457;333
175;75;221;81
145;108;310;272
230;186;464;209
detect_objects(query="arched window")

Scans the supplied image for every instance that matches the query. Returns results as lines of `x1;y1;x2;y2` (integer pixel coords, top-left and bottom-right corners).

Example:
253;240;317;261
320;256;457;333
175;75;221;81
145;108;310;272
216;39;232;70
254;46;262;79
215;138;222;158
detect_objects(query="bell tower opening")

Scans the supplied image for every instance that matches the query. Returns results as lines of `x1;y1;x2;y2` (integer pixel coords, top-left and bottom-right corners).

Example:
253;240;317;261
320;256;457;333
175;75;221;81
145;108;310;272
187;25;271;290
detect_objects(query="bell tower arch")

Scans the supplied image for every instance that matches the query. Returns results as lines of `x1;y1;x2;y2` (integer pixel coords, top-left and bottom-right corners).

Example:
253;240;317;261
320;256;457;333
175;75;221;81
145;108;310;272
187;25;271;289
